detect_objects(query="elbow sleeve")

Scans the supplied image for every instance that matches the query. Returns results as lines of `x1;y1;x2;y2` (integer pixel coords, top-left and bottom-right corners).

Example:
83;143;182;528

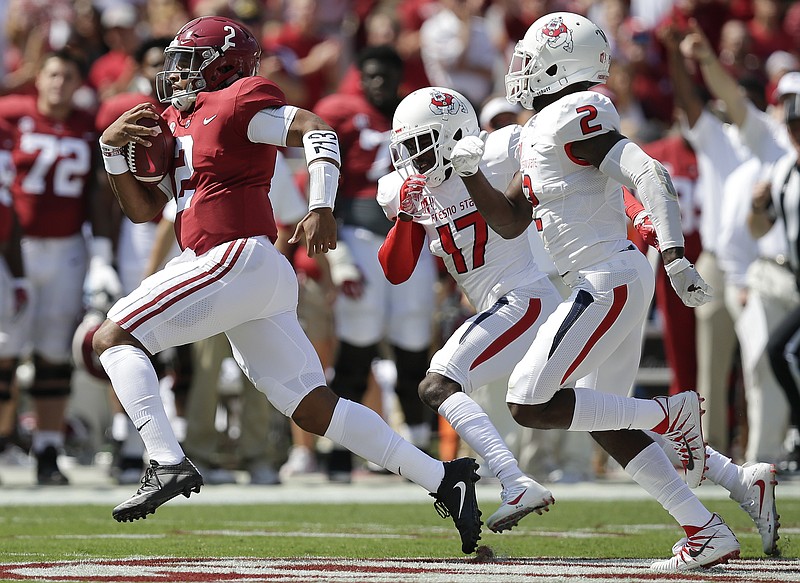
599;139;685;251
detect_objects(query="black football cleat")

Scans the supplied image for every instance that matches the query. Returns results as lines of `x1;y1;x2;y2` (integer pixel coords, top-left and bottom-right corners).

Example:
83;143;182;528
431;457;482;554
36;445;69;486
113;457;203;522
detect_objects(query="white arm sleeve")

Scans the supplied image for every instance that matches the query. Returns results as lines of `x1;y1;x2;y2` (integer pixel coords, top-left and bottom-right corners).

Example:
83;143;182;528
247;105;299;146
599;138;685;251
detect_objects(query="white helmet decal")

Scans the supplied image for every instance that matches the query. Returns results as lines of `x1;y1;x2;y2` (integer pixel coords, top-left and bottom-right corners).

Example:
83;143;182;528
537;16;573;52
428;90;468;116
221;25;236;52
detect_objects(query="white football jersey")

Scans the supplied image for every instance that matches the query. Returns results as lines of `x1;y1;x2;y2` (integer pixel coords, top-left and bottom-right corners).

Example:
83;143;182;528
520;91;629;276
378;124;547;312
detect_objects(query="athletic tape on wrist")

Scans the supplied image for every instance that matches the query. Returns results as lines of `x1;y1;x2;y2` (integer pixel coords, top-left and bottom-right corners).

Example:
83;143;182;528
307;161;339;210
103;154;129;175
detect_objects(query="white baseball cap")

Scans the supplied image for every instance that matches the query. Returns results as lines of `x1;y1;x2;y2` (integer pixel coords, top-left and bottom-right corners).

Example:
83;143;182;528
479;97;521;128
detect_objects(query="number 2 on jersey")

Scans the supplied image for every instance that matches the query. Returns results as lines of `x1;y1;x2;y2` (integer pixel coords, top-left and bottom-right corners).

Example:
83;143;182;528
436;211;488;274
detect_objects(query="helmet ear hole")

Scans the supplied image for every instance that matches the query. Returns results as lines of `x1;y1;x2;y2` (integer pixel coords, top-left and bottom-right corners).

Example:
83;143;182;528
546;64;558;77
453;129;462;141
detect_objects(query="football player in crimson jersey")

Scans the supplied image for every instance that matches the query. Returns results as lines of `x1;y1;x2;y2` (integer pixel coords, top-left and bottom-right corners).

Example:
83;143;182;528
93;16;483;555
314;45;438;481
0;49;117;485
450;12;743;572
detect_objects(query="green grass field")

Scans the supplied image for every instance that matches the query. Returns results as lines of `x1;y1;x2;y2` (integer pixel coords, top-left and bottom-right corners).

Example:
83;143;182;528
1;498;796;562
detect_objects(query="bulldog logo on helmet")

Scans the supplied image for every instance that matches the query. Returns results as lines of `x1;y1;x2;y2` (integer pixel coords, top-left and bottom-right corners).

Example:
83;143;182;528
537;16;573;52
429;90;468;116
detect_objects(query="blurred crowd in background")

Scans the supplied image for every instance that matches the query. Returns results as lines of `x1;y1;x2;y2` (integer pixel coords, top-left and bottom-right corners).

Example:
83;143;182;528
2;0;800;488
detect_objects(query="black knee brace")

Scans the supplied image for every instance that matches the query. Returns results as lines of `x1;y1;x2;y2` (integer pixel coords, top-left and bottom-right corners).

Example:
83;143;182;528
330;342;379;402
393;345;431;426
29;360;73;398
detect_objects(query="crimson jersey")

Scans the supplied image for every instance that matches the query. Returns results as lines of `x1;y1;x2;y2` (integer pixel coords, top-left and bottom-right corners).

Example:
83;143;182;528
314;92;393;200
0;120;14;243
161;77;283;256
0;95;96;238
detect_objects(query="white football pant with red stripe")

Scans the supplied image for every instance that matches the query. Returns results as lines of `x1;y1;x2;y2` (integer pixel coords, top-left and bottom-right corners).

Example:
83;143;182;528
507;247;653;405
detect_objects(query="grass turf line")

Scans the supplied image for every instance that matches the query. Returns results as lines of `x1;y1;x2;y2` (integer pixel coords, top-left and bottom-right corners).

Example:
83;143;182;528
0;499;796;562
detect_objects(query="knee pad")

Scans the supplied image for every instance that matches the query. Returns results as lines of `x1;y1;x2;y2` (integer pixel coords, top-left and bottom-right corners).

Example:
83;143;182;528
393;345;431;426
29;360;73;398
330;342;378;402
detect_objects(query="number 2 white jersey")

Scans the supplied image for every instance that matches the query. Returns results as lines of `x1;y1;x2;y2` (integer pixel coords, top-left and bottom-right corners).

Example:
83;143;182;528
521;91;629;276
378;124;548;312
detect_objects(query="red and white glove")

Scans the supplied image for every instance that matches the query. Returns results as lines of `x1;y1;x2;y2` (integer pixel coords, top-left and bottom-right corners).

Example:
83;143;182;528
398;174;428;221
633;211;660;250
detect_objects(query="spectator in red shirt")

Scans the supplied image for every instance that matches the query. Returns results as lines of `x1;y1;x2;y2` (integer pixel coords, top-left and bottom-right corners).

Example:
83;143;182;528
261;0;342;110
88;3;141;101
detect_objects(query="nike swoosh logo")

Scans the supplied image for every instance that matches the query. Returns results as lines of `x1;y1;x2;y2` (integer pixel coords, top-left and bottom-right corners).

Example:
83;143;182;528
454;481;467;519
135;419;151;432
143;149;156;173
507;489;527;506
682;435;695;471
754;480;766;516
687;535;715;558
203;115;217;125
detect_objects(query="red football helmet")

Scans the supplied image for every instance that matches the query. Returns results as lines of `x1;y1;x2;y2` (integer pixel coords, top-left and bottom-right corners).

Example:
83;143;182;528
156;16;261;110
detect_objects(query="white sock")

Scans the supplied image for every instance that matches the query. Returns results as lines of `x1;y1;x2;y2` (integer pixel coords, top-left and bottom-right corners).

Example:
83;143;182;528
439;392;523;487
646;430;682;466
99;345;184;465
324;398;444;492
569;388;664;432
704;447;745;500
32;430;63;453
625;442;712;528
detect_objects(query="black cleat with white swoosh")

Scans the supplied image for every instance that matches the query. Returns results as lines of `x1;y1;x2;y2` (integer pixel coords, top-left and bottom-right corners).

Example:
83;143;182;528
112;457;203;522
430;457;482;554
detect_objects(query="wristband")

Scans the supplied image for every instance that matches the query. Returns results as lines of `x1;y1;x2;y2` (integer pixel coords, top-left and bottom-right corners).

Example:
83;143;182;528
103;154;129;175
99;140;125;158
664;256;691;275
303;130;341;166
307;160;340;210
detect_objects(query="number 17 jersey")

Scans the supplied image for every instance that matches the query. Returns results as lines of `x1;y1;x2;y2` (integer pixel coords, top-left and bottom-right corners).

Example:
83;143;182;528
378;124;548;313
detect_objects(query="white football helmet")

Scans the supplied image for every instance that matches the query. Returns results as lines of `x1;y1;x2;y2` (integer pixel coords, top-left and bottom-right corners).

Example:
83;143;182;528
390;87;479;187
506;12;611;109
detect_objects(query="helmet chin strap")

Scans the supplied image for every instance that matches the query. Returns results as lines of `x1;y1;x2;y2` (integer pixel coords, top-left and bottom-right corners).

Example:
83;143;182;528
171;93;196;112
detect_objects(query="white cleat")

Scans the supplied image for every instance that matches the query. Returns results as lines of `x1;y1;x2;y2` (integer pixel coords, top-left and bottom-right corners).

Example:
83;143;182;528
651;513;740;572
653;392;706;488
733;462;780;555
485;478;554;533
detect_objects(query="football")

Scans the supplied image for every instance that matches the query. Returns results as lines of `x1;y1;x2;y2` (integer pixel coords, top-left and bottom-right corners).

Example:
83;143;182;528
126;116;175;183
